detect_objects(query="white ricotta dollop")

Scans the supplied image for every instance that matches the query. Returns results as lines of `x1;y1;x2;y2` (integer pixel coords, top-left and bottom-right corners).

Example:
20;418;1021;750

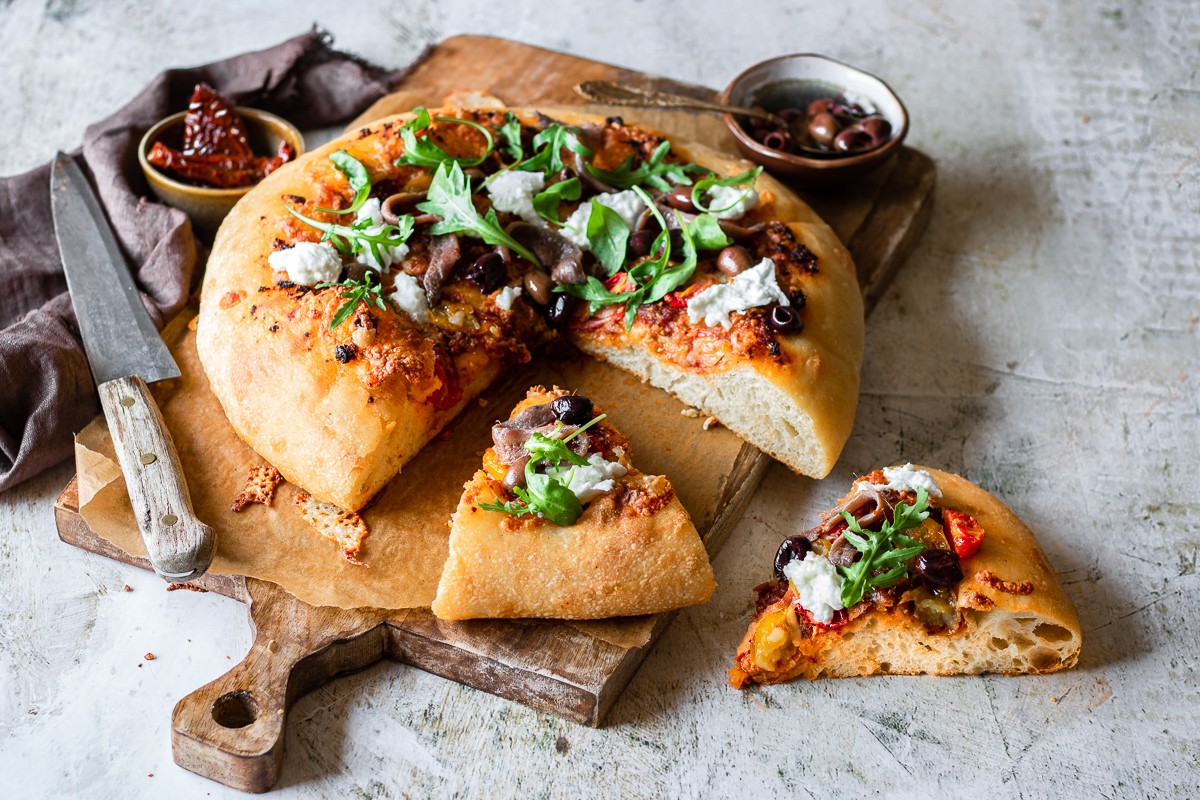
494;285;522;311
782;551;845;624
544;452;629;504
877;463;943;498
705;184;759;220
267;241;343;287
685;257;789;329
353;198;410;271
558;190;646;250
389;272;430;324
486;170;546;225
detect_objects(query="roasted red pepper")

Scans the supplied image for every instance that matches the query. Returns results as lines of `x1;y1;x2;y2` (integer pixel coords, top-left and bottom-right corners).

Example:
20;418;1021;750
944;509;985;559
427;351;463;412
663;279;713;308
604;271;637;294
795;605;849;631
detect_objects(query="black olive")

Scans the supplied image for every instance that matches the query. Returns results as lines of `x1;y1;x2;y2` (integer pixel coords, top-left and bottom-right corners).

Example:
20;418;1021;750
543;292;575;328
761;131;789;152
773;535;811;580
833;128;874;153
808;112;840;147
767;305;802;333
629;230;657;257
859;115;892;145
551;395;594;425
465;252;506;293
914;550;963;588
663;185;698;213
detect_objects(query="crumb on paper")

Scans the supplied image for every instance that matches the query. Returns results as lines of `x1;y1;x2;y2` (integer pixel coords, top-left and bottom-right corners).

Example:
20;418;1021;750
680;407;702;418
144;652;156;661
702;416;720;431
1080;114;1090;124
187;316;199;331
122;585;133;592
231;465;284;511
477;397;489;408
166;583;208;593
293;492;369;566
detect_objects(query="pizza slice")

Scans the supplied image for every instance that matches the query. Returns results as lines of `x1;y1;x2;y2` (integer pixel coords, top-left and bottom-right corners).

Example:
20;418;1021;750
729;464;1081;687
431;386;716;620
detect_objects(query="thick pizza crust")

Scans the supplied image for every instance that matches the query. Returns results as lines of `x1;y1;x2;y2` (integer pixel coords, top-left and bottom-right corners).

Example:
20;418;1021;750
432;470;716;619
431;387;716;619
737;467;1082;682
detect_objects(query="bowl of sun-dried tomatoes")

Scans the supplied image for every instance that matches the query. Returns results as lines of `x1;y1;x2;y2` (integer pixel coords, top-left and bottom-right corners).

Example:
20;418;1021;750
138;83;304;237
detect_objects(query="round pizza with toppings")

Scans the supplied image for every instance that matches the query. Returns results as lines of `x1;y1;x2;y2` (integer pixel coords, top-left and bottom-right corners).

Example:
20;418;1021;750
197;104;864;511
728;464;1082;687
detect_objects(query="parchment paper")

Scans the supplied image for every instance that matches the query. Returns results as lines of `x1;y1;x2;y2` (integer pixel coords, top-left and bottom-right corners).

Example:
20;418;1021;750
74;307;737;648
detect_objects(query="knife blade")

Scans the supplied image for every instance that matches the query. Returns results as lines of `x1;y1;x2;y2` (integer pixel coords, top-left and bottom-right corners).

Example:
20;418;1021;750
51;152;215;581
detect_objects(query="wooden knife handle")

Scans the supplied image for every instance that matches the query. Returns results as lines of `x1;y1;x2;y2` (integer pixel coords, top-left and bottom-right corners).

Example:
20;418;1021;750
97;375;215;581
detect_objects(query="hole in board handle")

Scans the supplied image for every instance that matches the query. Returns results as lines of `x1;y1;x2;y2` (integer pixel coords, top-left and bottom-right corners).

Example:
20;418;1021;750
160;513;178;526
212;691;260;729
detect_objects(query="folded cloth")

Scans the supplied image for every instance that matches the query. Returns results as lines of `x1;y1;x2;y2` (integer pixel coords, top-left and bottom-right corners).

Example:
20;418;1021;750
0;28;412;493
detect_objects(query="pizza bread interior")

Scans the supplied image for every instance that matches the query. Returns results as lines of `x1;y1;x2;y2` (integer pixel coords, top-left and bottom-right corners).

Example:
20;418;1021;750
196;106;863;512
729;465;1081;687
431;386;716;620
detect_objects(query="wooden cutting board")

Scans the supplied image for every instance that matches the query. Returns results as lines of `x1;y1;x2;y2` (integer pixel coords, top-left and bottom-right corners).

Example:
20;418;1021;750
53;35;935;793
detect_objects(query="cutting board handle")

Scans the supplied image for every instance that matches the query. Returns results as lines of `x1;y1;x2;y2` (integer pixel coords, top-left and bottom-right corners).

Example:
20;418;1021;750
170;580;388;792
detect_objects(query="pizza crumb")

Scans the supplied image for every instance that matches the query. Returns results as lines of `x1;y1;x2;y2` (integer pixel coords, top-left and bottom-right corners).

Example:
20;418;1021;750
144;652;156;661
231;465;285;511
477;397;489;408
122;585;133;593
166;583;208;593
294;492;370;565
680;408;702;418
702;416;720;431
1050;696;1058;703
187;316;199;331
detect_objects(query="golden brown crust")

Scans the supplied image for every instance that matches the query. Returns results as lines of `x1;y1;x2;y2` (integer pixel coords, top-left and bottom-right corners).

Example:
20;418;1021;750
431;388;716;619
730;467;1082;685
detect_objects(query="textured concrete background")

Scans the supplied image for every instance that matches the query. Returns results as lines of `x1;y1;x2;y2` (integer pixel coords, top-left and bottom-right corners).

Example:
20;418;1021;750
1;1;1198;798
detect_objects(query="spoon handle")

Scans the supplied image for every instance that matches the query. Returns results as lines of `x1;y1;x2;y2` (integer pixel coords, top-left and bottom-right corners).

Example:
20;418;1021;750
574;80;783;127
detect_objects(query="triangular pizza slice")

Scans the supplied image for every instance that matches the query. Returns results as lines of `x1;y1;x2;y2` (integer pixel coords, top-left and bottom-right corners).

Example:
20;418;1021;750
729;464;1081;687
432;386;716;620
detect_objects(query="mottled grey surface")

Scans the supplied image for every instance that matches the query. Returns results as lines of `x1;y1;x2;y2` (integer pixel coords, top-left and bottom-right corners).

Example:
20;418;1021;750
1;1;1197;798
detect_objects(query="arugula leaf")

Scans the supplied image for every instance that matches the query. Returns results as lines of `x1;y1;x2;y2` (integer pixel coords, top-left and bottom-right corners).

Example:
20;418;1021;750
558;187;699;330
586;198;631;275
395;106;495;169
585;139;706;192
313;150;372;215
497;112;523;161
532;177;580;224
314;271;396;329
284;205;414;271
518;124;591;174
837;488;931;608
475;415;607;526
417;162;541;266
686;213;732;251
690;166;763;214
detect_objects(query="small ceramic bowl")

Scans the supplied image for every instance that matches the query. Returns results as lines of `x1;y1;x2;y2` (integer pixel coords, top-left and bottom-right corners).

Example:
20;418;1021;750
721;54;908;187
138;108;304;238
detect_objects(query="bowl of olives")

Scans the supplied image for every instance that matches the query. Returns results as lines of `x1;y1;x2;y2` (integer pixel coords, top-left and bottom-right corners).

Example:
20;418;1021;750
721;53;908;186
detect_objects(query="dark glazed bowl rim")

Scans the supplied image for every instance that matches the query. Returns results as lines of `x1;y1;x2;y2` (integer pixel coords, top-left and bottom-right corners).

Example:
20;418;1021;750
720;53;909;174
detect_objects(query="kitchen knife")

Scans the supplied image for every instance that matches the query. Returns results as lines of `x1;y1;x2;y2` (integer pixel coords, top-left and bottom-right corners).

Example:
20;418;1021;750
50;152;215;581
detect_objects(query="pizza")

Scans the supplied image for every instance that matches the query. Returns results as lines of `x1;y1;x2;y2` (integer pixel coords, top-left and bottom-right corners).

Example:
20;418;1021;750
197;104;864;511
728;464;1081;686
431;386;715;619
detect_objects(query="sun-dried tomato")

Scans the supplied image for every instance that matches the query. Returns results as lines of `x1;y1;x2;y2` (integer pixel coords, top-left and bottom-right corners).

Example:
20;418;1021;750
146;83;294;189
427;350;462;411
944;509;985;559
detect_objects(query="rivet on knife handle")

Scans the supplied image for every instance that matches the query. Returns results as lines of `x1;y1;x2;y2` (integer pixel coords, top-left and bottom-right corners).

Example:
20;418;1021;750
97;375;216;581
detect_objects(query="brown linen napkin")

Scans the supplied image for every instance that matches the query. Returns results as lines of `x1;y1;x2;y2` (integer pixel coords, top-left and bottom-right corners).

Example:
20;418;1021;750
0;28;412;493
